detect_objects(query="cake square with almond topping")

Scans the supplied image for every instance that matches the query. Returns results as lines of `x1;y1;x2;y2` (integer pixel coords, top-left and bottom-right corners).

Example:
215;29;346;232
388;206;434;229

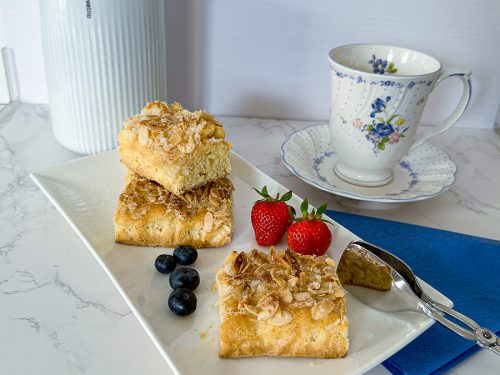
118;101;232;195
215;248;349;358
114;171;233;248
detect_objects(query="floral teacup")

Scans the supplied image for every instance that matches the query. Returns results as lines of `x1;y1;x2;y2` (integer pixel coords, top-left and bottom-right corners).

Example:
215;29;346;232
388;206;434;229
328;44;471;186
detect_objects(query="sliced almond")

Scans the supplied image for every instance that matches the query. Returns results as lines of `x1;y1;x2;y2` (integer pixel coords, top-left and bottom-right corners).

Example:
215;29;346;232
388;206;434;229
293;291;312;302
287;276;299;288
232;252;246;275
257;300;279;321
299;271;308;286
223;252;239;276
309;281;321;290
237;285;251;310
244;304;259;316
254;263;270;276
268;309;293;326
250;249;269;265
137;126;149;146
311;300;336;320
280;288;293;305
257;291;278;306
325;258;335;268
203;211;213;233
270;247;290;269
273;307;283;318
271;268;287;288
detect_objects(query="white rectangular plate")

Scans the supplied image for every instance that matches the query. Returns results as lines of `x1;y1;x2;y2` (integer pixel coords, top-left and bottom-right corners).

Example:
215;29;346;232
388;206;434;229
31;150;451;375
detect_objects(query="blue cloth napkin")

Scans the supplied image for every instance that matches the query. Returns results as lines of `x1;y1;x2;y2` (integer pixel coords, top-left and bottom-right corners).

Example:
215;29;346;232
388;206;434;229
326;210;500;375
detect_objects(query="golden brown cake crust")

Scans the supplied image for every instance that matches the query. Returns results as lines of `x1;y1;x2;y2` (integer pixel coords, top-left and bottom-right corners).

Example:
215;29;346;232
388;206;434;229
118;101;231;194
216;248;349;359
114;172;234;248
337;244;393;291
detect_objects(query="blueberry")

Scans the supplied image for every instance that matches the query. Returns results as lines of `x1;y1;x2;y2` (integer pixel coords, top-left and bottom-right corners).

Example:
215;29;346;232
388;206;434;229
168;288;197;316
173;245;198;265
154;254;176;274
169;267;200;291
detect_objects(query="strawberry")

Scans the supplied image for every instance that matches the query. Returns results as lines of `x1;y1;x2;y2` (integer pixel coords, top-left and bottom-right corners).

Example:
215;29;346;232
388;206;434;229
286;199;332;256
251;186;295;246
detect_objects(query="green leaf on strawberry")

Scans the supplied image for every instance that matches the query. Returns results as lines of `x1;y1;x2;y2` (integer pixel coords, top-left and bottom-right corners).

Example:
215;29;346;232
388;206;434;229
253;185;293;204
295;198;331;224
281;190;293;202
316;202;327;217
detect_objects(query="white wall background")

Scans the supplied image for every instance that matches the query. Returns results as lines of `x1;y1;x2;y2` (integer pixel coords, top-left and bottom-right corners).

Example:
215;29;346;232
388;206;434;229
1;0;499;128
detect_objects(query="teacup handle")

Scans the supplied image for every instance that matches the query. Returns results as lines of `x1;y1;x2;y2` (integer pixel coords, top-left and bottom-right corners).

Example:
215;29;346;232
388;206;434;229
411;67;472;150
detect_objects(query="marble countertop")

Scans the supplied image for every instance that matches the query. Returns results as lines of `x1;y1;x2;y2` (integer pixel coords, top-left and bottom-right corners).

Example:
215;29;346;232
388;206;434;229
1;104;499;374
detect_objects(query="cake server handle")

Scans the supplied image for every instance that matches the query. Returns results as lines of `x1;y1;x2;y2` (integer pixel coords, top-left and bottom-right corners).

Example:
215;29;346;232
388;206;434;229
423;302;500;356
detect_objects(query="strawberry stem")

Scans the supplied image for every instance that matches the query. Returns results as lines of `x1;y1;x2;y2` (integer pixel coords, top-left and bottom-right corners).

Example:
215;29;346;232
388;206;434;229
253;185;293;203
294;198;333;224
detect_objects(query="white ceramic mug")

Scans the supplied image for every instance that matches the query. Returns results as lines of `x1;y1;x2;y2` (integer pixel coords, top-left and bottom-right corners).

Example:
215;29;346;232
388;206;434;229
328;44;471;186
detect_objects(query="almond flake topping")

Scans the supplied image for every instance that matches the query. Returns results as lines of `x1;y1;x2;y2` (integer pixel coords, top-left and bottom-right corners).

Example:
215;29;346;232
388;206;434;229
118;172;233;219
121;101;230;160
219;248;345;324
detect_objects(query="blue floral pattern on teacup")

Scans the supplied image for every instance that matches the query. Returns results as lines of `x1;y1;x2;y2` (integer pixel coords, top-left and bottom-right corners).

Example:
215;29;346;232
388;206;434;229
369;55;397;74
333;68;432;88
353;96;409;155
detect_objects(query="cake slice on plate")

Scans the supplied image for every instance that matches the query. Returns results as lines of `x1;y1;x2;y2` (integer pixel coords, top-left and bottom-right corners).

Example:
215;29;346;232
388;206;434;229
114;171;233;248
216;248;349;358
118;101;231;195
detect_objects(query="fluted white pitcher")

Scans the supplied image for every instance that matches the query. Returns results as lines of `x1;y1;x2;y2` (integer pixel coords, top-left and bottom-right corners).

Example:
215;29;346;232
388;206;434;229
328;44;471;186
40;0;167;154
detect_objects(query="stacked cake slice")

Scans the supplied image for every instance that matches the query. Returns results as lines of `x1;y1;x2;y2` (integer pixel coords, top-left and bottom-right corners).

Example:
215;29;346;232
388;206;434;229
114;101;234;248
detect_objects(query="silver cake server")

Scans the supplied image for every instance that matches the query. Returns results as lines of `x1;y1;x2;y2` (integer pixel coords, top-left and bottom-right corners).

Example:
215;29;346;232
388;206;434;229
338;240;500;356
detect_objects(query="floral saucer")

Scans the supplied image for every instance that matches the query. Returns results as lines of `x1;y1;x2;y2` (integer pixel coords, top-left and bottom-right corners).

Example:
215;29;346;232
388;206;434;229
281;124;456;203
